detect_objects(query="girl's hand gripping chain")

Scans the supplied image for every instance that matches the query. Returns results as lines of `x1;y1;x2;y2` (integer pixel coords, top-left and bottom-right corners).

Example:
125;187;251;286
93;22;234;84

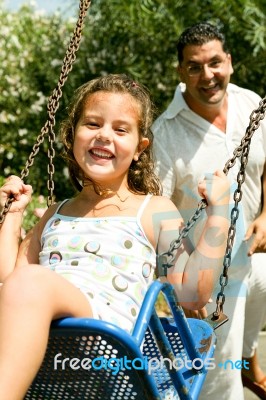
0;176;32;214
0;176;32;281
198;170;230;212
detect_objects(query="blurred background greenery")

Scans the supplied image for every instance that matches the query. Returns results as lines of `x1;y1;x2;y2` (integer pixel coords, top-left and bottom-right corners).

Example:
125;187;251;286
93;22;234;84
1;0;266;231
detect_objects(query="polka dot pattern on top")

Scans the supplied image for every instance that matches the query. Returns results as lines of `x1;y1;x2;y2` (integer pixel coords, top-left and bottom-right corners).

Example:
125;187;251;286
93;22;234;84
39;195;156;333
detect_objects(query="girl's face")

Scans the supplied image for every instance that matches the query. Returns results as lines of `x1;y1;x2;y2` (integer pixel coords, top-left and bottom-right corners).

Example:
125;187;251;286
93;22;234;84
73;91;149;188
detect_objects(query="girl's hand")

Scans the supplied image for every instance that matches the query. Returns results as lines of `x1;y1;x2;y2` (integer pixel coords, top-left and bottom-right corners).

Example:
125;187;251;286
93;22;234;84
0;176;32;213
198;170;230;207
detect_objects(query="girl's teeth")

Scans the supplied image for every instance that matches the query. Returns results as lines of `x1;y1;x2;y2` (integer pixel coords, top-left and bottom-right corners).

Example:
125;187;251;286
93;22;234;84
92;150;112;158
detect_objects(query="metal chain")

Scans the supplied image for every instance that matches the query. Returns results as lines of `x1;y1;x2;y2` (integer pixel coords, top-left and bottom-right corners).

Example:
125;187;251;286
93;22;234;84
0;0;91;226
213;97;266;315
157;96;266;314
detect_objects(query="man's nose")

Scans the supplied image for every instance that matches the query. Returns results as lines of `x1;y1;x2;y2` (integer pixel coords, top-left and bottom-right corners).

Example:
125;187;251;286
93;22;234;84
201;64;215;79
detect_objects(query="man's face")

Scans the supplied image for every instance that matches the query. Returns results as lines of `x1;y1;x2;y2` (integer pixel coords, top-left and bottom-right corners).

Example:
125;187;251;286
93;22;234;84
178;39;233;108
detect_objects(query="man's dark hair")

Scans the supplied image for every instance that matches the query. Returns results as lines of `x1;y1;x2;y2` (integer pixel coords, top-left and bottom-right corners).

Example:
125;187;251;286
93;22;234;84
177;22;229;63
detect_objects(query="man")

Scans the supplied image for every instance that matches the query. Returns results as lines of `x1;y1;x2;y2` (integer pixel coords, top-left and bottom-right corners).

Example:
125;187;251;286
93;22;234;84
152;22;266;399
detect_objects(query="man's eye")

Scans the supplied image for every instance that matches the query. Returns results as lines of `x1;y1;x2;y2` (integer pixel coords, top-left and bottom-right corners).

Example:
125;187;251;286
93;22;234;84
209;60;221;68
188;65;201;73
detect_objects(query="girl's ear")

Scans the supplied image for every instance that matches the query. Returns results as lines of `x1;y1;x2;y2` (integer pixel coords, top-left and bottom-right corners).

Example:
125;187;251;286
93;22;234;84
133;138;149;161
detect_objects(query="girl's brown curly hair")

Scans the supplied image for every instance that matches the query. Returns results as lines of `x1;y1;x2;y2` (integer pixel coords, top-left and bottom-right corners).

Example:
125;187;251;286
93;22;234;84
60;74;162;196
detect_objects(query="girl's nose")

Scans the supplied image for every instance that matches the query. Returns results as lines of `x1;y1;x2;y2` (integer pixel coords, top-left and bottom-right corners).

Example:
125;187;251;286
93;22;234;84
95;128;112;142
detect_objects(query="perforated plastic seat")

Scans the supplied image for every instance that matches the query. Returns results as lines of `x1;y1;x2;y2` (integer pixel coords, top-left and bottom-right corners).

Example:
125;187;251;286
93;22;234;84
24;281;216;400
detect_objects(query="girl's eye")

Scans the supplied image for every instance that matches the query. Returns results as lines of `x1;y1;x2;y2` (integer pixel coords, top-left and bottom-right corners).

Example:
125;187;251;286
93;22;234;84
115;127;127;134
87;122;99;128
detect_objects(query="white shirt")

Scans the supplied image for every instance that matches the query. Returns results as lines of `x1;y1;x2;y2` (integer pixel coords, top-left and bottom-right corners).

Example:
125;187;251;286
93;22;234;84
152;83;266;231
152;83;266;282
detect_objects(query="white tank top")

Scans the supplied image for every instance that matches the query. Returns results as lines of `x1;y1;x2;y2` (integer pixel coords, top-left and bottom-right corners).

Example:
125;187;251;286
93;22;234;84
39;194;156;332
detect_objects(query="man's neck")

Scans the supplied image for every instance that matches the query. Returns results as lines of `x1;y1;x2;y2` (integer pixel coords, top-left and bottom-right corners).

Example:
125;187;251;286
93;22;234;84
183;92;228;133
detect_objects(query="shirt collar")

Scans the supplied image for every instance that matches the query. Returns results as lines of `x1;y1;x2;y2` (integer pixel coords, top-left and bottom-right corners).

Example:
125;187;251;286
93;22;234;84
165;82;235;120
165;83;189;119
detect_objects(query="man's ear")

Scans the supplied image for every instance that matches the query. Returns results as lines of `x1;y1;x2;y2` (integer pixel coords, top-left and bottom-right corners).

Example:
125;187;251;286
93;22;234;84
177;64;185;82
133;138;149;161
227;54;234;75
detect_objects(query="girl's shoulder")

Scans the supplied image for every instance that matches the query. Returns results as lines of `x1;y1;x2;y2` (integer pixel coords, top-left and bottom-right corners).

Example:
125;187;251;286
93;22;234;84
145;195;183;224
34;201;66;239
148;195;179;213
141;195;184;248
40;201;64;221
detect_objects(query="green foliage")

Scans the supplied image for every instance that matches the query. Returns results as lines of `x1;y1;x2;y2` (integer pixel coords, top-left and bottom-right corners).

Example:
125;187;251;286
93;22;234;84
1;0;266;207
79;0;266;112
78;0;185;113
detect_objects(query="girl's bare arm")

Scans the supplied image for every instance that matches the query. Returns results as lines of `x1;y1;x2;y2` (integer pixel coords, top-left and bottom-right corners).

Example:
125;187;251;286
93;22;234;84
0;177;32;281
152;170;230;310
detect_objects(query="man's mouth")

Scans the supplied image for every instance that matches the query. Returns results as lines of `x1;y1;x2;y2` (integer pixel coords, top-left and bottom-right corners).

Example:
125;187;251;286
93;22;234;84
201;83;219;92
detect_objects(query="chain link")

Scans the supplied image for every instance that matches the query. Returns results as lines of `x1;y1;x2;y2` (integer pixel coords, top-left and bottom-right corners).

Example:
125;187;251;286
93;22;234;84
157;96;266;315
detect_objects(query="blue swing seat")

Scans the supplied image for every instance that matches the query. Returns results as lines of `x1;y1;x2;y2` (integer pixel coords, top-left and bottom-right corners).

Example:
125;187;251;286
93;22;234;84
24;281;216;400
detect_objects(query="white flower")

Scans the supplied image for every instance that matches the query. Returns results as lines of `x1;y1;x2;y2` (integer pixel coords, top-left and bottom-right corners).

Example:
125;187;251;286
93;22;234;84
51;59;62;67
63;167;69;178
4;167;11;175
157;82;167;91
0;111;8;123
0;112;17;123
5;75;20;85
30;104;43;113
10;35;21;49
0;26;10;36
19;139;28;145
18;129;28;137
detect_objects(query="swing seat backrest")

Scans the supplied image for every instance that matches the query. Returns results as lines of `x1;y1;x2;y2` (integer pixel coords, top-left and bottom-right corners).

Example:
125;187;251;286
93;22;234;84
24;281;216;400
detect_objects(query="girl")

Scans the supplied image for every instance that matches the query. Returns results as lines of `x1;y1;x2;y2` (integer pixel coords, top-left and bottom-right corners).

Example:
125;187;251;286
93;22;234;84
0;74;230;399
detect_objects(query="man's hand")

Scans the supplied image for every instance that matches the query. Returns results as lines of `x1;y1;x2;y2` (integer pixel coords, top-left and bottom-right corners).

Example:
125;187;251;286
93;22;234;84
245;213;266;255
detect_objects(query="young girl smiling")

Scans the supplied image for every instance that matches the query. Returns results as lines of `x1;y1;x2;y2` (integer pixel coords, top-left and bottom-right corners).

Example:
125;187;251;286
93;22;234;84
0;74;230;399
